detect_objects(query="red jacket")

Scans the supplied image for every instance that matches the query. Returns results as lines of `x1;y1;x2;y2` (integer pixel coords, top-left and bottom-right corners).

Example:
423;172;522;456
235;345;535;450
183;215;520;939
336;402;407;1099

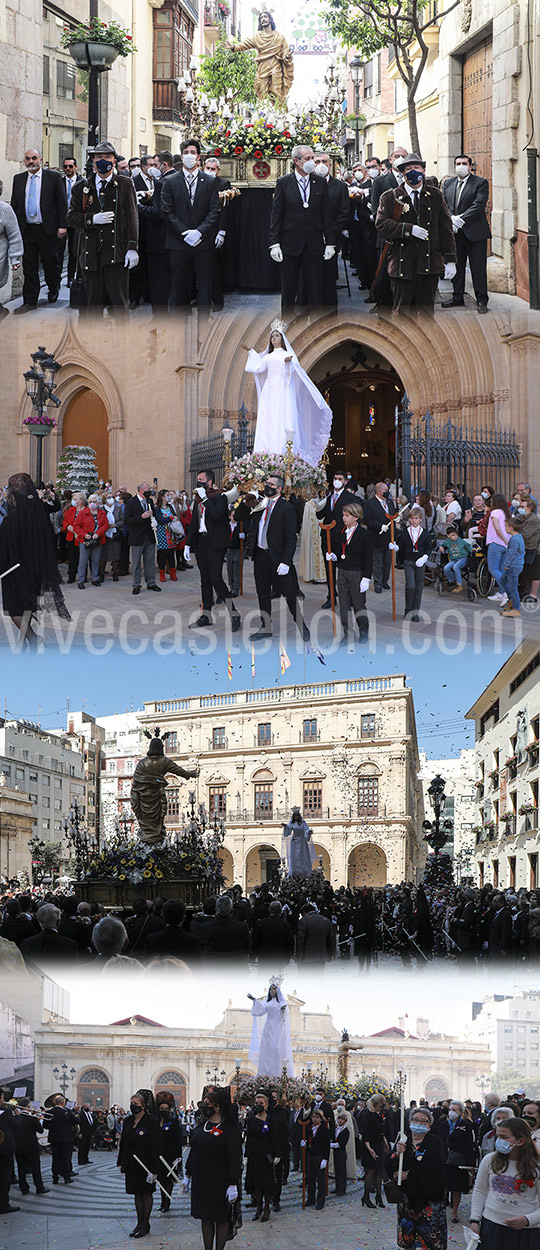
73;506;109;546
62;505;83;543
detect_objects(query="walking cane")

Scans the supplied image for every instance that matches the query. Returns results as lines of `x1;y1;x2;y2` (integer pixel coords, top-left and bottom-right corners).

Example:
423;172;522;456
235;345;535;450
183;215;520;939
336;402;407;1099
319;520;337;635
390;515;396;621
302;1141;306;1209
133;1153;171;1200
0;564;21;580
158;1155;181;1185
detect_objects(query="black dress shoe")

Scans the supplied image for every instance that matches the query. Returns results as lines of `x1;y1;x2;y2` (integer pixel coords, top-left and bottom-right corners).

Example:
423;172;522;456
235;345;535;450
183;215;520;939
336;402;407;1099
14;303;37;314
48;289;60;303
64;1177;74;1183
382;582;390;589
321;597;332;609
132;1226;150;1238
92;579;100;587
374;586;382;594
477;302;488;314
52;1178;59;1184
20;1186;30;1195
132;586;141;594
231;614;241;632
411;614;420;622
189;615;211;627
129;1226;141;1237
250;628;272;640
147;583;162;591
440;298;464;308
36;1188;50;1194
1;1204;20;1212
215;596;224;604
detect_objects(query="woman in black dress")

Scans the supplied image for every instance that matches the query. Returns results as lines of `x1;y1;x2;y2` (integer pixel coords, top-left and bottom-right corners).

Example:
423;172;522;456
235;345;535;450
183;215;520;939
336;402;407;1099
0;472;70;644
155;1091;183;1213
245;1092;280;1222
117;1088;161;1238
360;1094;389;1208
387;1105;447;1250
445;1099;476;1223
185;1087;242;1250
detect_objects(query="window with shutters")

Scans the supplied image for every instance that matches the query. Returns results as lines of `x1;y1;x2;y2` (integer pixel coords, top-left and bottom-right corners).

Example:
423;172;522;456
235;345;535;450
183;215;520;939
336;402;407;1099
254;784;273;819
303;782;322;815
357;776;379;816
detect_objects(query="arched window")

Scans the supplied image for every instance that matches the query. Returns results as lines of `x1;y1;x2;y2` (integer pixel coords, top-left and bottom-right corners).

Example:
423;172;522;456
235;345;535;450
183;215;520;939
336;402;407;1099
77;1067;110;1109
155;1069;187;1110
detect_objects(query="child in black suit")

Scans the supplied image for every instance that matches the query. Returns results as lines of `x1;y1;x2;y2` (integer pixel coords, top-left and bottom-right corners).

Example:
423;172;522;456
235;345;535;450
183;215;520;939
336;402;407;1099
331;1114;350;1195
334;501;373;644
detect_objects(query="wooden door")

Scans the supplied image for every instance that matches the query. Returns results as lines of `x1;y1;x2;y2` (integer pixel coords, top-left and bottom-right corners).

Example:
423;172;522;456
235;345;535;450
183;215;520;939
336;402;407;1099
462;38;493;241
62;389;109;479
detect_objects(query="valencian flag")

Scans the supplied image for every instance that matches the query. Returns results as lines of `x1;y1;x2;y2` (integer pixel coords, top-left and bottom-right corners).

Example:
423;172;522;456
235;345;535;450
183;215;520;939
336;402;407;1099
227;650;232;681
280;641;291;674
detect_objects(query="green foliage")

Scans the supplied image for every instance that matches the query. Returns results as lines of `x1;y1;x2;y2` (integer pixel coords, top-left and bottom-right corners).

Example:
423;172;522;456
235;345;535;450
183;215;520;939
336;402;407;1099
59;18;136;56
198;37;257;105
37;841;64;874
323;0;430;56
490;1066;540;1099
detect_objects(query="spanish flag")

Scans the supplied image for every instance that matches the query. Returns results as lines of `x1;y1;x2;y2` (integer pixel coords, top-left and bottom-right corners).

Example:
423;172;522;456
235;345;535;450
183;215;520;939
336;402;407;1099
280;640;291;674
227;650;232;681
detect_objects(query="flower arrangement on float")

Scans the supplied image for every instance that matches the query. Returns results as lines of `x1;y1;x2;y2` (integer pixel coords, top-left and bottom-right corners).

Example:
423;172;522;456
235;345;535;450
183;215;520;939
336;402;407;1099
80;831;225;886
225;452;327;499
201;107;342;161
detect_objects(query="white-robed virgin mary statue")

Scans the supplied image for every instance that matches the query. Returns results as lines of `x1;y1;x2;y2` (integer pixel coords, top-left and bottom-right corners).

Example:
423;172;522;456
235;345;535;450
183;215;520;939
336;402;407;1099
248;983;294;1078
243;322;332;468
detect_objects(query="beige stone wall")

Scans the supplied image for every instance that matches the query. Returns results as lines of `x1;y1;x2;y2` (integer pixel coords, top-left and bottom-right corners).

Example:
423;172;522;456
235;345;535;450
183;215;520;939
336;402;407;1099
0;782;34;879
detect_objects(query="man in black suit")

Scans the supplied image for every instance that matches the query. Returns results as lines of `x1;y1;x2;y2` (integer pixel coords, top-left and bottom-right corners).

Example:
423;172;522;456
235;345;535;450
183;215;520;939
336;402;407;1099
130;156;155;307
296;905;335;963
313;152;350;306
488;894;513;957
370;146;408;223
77;1105;95;1165
185;470;241;632
144;899;202;963
14;1100;48;1193
269;144;335;312
362;482;399;593
253;900;294;962
241;474;309;641
441;154;491;313
349;162;378;290
204;155;232;311
200;894;250;961
20;903;79;968
161;138;220;307
57;156;82;287
0;1089;18;1213
316;472;357;609
11;147;67;311
43;1096;79;1184
0;898;35;948
138;150;175;310
123;482;161;596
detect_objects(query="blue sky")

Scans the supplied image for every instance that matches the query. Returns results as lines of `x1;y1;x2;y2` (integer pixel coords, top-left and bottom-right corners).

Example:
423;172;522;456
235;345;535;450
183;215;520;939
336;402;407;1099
0;639;513;759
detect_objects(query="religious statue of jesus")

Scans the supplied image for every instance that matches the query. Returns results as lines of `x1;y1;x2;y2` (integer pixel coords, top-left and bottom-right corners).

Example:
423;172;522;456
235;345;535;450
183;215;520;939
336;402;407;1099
227;11;294;108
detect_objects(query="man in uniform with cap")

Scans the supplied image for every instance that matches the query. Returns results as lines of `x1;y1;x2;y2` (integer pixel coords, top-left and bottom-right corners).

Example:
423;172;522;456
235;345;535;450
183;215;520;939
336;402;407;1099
375;152;456;311
66;141;139;311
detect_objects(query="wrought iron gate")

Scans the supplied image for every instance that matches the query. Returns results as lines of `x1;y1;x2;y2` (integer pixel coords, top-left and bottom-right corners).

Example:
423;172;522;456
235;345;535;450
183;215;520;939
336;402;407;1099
396;396;521;501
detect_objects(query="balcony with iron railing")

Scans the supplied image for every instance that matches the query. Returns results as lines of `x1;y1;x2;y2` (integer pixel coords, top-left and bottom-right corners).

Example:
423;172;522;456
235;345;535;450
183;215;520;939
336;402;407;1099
208;737;228;751
204;1;230;28
197;805;384;824
153;79;184;126
520;808;539;835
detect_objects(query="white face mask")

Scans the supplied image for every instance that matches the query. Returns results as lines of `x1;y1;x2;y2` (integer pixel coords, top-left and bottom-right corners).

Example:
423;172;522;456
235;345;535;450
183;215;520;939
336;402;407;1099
481;490;489;499
205;169;216;179
455;164;469;178
354;172;364;182
333;480;345;491
301;159;315;175
115;495;122;502
448;1110;459;1121
313;163;327;178
106;497;114;506
183;153;198;170
367;168;379;178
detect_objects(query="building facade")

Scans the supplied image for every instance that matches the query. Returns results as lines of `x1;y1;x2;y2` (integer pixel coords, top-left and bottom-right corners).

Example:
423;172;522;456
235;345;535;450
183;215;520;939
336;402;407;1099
0;719;86;860
138;674;425;890
97;711;145;835
466;991;540;1081
466;641;540;891
0;775;34;881
31;996;492;1108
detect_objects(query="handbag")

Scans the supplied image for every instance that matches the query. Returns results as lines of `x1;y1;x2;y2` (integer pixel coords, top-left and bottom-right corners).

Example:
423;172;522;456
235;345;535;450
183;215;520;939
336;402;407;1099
168;518;185;538
383;1178;402;1204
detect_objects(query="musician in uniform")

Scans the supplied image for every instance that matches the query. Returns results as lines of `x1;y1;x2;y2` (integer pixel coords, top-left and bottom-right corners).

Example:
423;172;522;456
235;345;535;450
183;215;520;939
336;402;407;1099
375;153;456;311
66;141;139;312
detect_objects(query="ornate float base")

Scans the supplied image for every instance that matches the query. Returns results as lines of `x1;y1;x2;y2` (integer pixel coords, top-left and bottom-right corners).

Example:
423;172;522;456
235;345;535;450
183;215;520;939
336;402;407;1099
74;876;209;909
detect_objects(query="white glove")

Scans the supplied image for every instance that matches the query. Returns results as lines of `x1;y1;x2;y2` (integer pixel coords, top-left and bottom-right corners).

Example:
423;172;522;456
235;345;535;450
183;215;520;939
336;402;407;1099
451;215;465;230
323;245;335;260
124;250;139;269
146;1172;156;1182
411;225;429;240
415;554;428;567
300;1140;307;1148
360;577;370;592
195;486;207;500
342;230;349;238
215;230;226;249
389;542;399;551
330;1142;338;1149
273;1157;280;1166
183;229;202;247
276;563;289;575
444;262;457;280
184;546;191;562
93;210;114;225
320;1159;328;1170
226;1185;238;1202
325;551;337;562
270;244;283;263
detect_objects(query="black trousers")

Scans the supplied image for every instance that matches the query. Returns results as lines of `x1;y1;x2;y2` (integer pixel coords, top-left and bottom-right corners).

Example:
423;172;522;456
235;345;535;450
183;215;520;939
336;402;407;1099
334;1150;347;1194
22;224;59;304
372;545;391;590
147;251;170;310
17;1150;45;1191
390;273;438;310
321;251;338;306
281;248;323;311
51;1141;72;1181
254;546;305;633
321;542;337;599
84;262;129;308
78;1135;92;1165
195;536;235;615
169;247;213;307
350;224;377;287
67;542;79;581
306;1155;327;1207
129;239;148;305
404;560;425;614
211;248;225;305
453;232;488;305
57;227;78;285
338;568;368;638
0;1154;13;1211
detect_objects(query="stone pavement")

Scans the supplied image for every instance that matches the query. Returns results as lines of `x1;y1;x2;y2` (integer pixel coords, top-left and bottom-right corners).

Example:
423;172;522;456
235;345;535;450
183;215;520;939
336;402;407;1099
2;1151;473;1250
0;555;533;653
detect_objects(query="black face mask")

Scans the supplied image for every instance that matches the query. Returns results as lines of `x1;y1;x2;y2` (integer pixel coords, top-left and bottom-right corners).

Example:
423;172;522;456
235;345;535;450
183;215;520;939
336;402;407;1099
159;1108;170;1118
202;1102;215;1118
96;159;114;176
264;485;278;498
255;1103;265;1113
197;481;207;491
130;1102;142;1116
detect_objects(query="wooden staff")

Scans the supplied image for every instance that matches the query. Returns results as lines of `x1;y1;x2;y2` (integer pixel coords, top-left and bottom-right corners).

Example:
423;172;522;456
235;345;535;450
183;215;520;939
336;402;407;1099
397;1071;405;1187
302;1140;306;1208
319;520;337;636
239;533;244;596
390;515;397;621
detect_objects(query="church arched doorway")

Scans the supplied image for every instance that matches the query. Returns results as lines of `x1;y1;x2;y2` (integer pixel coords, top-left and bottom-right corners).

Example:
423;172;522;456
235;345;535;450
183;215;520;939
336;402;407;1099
61;389;109;480
311;340;404;487
77;1067;110;1109
347;843;387;888
245;844;281;892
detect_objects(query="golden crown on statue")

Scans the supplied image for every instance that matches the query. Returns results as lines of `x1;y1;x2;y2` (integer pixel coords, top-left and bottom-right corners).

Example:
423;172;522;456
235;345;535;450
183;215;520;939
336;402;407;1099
270;318;288;334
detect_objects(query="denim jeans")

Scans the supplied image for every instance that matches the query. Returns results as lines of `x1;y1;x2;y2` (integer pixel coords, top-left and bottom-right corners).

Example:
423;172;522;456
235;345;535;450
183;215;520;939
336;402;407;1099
444;557;468;585
487;542;506;589
499;569;520;609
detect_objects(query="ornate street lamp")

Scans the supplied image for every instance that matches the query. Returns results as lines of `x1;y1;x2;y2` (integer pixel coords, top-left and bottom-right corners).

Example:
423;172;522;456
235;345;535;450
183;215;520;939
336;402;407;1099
221;422;234;476
348;55;364;161
422;774;454;855
52;1062;76;1097
23;346;61;484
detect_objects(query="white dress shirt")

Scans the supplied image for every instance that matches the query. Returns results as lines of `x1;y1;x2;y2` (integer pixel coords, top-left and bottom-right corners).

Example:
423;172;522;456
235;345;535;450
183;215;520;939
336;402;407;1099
295;169;311;206
25;167;43;224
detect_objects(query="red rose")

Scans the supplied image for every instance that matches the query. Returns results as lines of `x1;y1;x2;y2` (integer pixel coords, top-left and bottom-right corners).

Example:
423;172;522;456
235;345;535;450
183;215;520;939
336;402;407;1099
253;149;263;159
283;130;291;138
275;144;283;153
214;147;222;156
234;145;243;154
265;123;273;129
225;130;231;137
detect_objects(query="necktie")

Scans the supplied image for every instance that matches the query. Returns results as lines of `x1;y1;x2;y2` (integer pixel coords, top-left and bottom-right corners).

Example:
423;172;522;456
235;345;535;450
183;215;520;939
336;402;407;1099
300;177;309;206
412;191;419;214
66;177;72;207
188;175;197;205
27;173;38;220
259;503;272;550
98;180;106;207
455;179;464;208
331;493;337;509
